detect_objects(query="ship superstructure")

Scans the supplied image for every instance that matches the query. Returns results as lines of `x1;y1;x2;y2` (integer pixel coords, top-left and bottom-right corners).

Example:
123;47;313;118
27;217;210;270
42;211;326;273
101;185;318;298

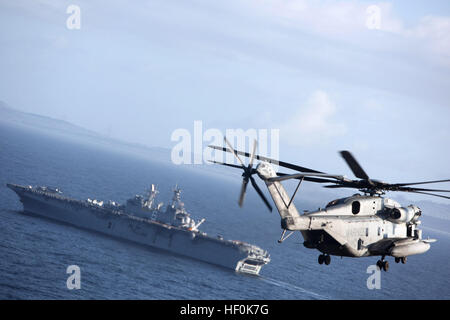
7;183;270;275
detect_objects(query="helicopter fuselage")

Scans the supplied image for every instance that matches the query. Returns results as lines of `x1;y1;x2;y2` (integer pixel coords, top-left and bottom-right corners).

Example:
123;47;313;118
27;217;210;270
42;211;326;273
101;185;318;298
209;141;446;269
256;161;431;259
295;195;425;257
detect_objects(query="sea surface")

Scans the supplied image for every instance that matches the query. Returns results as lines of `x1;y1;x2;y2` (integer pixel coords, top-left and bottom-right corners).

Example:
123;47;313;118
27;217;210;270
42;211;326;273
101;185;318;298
1;123;449;299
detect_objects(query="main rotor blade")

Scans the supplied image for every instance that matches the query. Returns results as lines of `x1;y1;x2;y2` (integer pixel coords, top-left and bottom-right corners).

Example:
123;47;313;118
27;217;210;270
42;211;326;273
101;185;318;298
238;177;249;207
250;176;273;212
208;161;336;184
401;190;450;200
339;151;370;180
207;160;243;170
396;187;450;193
392;179;450;187
223;138;246;169
324;185;347;188
276;172;338;184
209;145;323;173
268;172;347;183
303;177;341;184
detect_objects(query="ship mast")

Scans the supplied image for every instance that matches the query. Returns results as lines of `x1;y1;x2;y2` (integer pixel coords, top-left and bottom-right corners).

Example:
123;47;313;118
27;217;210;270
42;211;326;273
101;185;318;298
171;185;185;212
144;184;159;210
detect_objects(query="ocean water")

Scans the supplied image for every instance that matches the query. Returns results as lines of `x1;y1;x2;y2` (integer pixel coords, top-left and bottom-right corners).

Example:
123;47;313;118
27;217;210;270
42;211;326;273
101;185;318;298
0;123;449;300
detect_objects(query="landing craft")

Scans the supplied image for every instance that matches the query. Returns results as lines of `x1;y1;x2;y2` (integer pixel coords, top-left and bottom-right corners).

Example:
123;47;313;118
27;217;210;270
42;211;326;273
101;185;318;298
209;139;450;271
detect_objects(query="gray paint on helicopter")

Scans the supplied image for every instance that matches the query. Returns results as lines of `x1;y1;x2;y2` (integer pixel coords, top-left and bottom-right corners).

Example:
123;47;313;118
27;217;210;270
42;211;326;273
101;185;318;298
209;139;448;271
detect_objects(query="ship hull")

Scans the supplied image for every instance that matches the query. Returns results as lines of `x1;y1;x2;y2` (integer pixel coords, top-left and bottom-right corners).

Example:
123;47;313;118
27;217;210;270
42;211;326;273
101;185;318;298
8;184;268;274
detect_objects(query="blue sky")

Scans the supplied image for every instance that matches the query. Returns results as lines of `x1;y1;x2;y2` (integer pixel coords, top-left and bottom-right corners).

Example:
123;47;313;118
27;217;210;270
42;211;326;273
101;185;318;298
0;0;449;201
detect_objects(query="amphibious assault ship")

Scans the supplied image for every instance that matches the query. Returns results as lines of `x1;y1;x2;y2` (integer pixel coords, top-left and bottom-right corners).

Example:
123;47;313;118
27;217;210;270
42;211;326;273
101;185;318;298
7;183;270;275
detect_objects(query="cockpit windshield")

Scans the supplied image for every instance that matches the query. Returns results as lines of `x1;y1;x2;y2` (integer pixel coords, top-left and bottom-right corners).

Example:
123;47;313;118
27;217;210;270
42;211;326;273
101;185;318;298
325;198;347;208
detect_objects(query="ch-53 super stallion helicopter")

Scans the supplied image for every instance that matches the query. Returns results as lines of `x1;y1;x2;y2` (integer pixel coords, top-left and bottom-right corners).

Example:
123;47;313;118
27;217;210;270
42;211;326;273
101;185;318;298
209;138;450;271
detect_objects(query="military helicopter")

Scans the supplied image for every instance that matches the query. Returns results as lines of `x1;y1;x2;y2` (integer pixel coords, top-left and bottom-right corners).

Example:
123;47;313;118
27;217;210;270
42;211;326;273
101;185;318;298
209;138;450;271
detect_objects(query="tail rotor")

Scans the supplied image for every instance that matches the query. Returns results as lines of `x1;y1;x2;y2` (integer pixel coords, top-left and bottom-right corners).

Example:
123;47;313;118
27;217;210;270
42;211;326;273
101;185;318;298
216;138;273;212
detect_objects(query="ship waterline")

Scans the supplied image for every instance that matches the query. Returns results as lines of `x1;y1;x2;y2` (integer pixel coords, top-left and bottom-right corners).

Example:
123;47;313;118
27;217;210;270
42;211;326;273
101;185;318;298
7;183;270;275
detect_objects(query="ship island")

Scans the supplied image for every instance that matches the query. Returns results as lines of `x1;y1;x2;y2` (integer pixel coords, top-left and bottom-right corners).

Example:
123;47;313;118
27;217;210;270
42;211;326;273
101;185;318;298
7;183;270;275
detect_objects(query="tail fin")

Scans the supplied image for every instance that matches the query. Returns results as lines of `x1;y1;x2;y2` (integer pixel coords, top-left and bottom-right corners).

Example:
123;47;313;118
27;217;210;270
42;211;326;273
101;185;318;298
256;162;301;230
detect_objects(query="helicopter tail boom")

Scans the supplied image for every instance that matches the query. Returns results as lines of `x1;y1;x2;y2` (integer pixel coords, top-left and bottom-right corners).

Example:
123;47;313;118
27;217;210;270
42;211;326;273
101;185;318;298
255;161;306;230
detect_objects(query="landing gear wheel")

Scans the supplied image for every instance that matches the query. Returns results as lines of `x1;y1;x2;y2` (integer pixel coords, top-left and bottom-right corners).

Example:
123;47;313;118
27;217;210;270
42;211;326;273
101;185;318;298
324;255;331;265
382;261;389;272
401;257;407;264
318;254;324;265
376;260;383;269
395;257;400;263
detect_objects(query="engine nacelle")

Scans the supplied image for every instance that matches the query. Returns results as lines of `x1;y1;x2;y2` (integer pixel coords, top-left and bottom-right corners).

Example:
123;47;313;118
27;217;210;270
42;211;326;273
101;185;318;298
386;205;421;224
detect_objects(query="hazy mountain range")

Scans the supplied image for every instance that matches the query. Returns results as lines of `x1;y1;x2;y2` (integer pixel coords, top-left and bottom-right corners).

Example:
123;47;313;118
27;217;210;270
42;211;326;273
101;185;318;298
0;101;171;163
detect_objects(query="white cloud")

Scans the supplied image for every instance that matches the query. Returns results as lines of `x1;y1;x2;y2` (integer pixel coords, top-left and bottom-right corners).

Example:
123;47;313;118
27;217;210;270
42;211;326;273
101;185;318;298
248;0;449;68
249;0;402;36
280;90;347;146
362;99;384;112
410;16;450;67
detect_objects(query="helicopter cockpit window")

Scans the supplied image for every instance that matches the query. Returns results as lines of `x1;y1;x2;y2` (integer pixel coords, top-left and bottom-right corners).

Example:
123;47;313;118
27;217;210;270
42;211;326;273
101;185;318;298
326;198;346;208
326;200;338;208
352;201;361;214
